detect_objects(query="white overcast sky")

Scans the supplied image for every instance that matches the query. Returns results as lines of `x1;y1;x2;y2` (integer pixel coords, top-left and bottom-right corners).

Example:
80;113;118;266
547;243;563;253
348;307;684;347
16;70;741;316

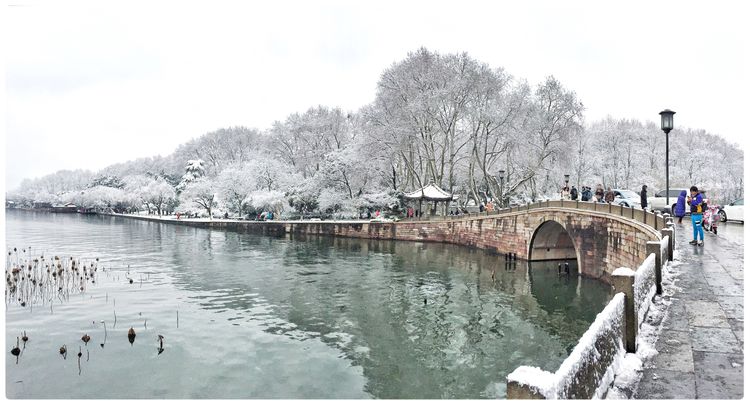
2;0;749;190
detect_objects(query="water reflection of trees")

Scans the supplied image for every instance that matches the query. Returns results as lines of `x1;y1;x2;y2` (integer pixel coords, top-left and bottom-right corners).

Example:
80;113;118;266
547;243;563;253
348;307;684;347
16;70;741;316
165;231;612;399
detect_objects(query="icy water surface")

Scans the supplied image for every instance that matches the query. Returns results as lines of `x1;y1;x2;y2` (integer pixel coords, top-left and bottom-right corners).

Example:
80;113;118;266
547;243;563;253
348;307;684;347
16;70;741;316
5;210;612;398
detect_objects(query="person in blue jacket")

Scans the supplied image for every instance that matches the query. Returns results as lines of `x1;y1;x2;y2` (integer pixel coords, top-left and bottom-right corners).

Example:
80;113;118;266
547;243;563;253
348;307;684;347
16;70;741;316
674;190;687;223
687;186;704;246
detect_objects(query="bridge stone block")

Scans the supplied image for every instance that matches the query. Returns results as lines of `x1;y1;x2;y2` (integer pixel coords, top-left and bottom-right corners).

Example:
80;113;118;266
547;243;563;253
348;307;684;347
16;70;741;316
646;241;663;295
612;267;637;353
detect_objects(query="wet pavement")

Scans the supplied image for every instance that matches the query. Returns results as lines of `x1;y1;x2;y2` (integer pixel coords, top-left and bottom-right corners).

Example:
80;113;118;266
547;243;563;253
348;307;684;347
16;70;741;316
636;221;744;399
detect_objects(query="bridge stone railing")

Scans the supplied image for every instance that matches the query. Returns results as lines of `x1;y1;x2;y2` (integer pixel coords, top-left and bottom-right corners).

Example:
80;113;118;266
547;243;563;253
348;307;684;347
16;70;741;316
424;199;666;233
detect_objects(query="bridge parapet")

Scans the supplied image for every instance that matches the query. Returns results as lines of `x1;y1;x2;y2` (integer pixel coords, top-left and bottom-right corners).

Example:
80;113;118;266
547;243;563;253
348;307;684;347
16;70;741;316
419;200;665;232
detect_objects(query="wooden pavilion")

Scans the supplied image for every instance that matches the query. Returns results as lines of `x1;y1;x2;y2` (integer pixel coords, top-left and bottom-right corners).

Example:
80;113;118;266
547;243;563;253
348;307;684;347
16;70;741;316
404;183;455;217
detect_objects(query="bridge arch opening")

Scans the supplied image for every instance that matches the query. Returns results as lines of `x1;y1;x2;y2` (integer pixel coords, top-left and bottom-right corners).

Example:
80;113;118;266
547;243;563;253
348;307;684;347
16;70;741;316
528;220;578;263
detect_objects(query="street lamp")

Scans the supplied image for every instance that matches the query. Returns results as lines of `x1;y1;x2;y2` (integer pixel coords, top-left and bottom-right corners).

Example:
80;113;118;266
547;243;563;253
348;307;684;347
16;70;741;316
498;170;505;208
659;109;676;208
563;174;570;199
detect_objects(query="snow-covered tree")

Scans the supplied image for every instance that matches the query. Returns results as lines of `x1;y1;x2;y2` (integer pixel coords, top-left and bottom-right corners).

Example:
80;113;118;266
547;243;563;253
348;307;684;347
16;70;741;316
172;127;264;177
122;175;175;215
517;76;584;199
269;106;353;179
216;163;256;217
88;175;125;189
371;48;476;191
177;177;217;217
176;159;206;193
12;169;95;205
143;179;176;216
101;156;179;184
245;155;295;192
286;180;320;214
246;189;288;215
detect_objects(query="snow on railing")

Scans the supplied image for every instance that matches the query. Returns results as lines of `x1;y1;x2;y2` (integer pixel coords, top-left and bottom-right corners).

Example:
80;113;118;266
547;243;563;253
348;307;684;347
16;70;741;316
633;254;657;328
457;201;660;230
554;292;626;399
505;366;556;399
507;293;626;399
660;236;669;267
501;201;661;232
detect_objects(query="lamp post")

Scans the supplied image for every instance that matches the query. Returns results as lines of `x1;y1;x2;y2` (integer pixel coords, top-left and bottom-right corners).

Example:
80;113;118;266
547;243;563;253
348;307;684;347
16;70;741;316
659;109;676;209
498;170;505;208
564;174;570;199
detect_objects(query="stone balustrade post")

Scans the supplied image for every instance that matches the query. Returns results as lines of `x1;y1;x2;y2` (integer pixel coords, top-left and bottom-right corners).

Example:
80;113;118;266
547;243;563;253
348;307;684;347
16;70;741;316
612;267;637;353
662;228;674;262
646;241;663;295
506;368;553;399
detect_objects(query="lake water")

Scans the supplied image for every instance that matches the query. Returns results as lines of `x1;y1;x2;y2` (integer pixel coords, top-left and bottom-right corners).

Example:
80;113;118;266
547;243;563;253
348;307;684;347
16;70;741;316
5;210;612;399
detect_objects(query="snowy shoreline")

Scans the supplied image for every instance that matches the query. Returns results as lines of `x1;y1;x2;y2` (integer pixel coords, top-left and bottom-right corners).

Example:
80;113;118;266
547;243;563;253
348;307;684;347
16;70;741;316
108;212;377;224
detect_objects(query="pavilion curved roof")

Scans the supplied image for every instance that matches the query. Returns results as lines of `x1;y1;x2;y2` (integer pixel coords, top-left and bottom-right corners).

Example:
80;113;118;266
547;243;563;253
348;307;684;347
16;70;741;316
404;183;455;201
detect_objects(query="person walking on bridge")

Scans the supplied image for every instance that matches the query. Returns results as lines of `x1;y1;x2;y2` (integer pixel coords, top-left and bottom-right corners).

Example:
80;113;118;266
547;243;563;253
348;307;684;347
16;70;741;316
604;188;615;204
581;186;592;202
687;186;705;246
674;190;687;224
595;184;605;202
640;185;648;210
561;186;570;200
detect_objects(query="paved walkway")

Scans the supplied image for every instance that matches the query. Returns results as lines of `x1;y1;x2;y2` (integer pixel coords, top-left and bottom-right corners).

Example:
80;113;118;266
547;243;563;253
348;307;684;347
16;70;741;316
636;221;744;399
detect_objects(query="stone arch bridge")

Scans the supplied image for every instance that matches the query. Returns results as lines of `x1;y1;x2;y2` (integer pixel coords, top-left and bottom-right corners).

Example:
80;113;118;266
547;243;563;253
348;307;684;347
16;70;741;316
278;201;667;283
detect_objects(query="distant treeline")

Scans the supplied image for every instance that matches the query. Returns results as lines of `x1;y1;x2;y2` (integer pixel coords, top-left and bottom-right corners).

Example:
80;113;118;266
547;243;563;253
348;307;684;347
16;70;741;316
9;48;743;217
